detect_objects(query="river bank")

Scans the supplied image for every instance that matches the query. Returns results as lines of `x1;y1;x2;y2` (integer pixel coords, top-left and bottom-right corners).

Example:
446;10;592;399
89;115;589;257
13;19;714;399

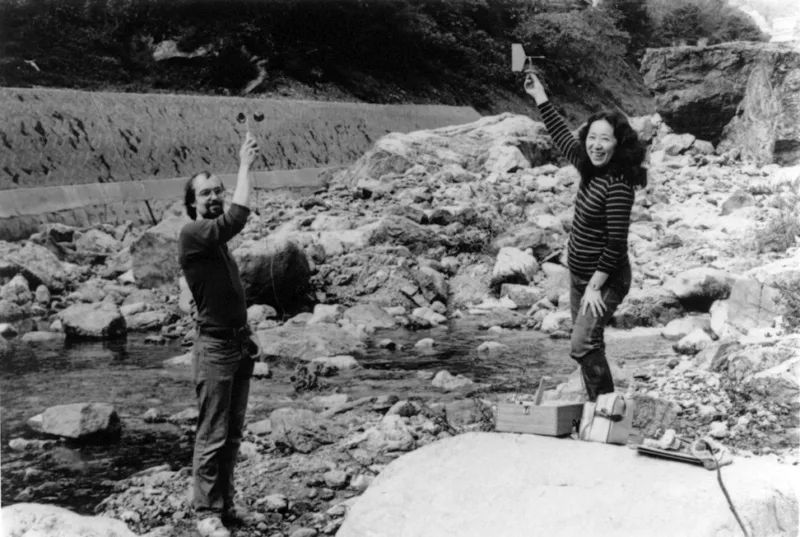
2;108;800;536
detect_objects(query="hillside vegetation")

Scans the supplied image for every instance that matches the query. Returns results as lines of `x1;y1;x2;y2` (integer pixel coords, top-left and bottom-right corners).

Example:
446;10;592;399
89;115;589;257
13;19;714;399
1;0;766;125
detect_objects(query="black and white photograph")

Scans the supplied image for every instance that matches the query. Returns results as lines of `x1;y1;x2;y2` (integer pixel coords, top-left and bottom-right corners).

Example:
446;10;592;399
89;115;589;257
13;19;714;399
1;0;799;535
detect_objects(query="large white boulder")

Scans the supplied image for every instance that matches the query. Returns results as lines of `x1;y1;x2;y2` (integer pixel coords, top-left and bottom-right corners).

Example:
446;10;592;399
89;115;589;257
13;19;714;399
337;432;799;537
2;503;136;537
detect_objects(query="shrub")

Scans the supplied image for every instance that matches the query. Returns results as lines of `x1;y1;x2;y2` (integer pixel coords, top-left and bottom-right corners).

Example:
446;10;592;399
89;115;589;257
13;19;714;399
753;196;800;254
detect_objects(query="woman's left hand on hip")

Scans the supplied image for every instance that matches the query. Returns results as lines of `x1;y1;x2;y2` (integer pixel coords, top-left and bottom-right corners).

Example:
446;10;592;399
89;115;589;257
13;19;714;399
581;288;607;317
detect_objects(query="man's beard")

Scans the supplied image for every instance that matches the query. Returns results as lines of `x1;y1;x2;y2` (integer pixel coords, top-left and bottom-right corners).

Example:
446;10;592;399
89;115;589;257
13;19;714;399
202;202;224;218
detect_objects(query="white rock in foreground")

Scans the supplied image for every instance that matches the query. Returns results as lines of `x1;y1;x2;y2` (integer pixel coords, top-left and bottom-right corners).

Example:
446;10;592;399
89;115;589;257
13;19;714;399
2;502;137;537
336;432;799;537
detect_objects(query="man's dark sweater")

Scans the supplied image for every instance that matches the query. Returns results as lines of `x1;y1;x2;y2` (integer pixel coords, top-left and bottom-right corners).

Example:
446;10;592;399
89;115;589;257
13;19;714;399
178;203;250;330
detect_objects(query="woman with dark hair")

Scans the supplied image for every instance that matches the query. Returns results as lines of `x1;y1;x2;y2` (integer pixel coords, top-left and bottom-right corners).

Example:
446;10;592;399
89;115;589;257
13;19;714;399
524;73;647;402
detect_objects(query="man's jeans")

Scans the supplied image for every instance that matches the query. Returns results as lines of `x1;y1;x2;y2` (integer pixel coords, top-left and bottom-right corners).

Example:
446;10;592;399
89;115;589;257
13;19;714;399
192;333;255;517
569;265;632;401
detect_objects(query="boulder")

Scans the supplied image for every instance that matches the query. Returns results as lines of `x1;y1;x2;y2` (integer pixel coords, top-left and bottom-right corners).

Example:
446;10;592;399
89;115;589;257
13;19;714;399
234;235;312;316
720;189;756;216
499;283;542;308
0;299;27;322
748;355;800;407
660;315;711;341
334;114;554;189
269;408;345;454
673;327;713;355
337;432;799;537
413;266;448;304
256;323;366;362
612;287;685;328
59;302;126;339
343;303;398;330
125;310;176;332
492;247;538;286
2;503;137;537
130;215;189;288
663;267;738;312
431;370;474;391
368;216;439;254
40;402;121;440
709;279;785;339
718;45;800;165
449;262;493;309
641;41;799;154
345;414;416;453
0;241;68;292
491;223;564;260
75;228;120;254
1;273;32;305
21;331;66;343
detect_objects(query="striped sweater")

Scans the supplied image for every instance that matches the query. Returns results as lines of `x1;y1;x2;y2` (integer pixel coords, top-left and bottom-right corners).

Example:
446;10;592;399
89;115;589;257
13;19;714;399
538;101;634;279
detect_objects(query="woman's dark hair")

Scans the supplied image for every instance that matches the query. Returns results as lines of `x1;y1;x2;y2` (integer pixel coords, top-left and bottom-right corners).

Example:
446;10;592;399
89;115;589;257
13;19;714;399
184;170;212;220
577;110;647;189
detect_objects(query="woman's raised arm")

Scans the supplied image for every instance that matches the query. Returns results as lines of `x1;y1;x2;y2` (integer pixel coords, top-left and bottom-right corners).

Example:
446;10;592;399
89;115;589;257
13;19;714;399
524;74;580;167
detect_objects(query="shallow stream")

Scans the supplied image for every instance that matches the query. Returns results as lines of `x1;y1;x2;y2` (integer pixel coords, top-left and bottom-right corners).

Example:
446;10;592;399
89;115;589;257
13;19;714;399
0;321;673;514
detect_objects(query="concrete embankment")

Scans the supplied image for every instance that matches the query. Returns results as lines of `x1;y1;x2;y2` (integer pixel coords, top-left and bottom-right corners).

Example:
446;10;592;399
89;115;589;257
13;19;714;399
0;169;327;241
0;87;480;239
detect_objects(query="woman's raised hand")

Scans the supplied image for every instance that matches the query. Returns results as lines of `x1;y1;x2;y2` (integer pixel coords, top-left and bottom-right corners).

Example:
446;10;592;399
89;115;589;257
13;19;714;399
524;73;548;105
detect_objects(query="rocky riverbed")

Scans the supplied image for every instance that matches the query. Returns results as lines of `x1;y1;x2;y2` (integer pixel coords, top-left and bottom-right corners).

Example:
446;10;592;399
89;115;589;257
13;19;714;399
2;110;800;536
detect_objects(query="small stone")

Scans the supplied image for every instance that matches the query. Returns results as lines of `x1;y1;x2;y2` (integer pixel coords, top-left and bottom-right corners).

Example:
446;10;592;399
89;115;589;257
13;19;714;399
142;408;163;423
414;338;435;350
709;421;729;439
323;470;348;489
290;529;318;537
386;400;418;417
319;488;335;500
326;504;347;517
121;510;141;524
666;358;680;369
253;362;271;378
416;371;435;381
260;493;289;512
349;474;374;491
377;339;397;350
322;520;342;535
372;395;400;412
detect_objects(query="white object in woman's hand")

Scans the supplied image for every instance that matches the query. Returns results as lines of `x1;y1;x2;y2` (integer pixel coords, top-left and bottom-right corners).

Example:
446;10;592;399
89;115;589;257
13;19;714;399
524;73;548;104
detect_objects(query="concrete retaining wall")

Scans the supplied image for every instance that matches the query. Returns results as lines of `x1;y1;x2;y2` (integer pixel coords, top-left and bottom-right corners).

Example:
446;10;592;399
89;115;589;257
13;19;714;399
0;168;327;242
0;87;480;241
1;87;480;190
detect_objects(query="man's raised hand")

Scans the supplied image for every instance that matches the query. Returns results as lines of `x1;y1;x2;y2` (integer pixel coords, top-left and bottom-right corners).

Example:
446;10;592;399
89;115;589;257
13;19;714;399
239;132;259;170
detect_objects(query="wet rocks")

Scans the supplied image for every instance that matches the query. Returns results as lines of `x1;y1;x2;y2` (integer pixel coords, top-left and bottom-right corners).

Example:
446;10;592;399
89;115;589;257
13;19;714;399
256;323;367;362
36;403;121;441
58;302;126;340
431;370;474;391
